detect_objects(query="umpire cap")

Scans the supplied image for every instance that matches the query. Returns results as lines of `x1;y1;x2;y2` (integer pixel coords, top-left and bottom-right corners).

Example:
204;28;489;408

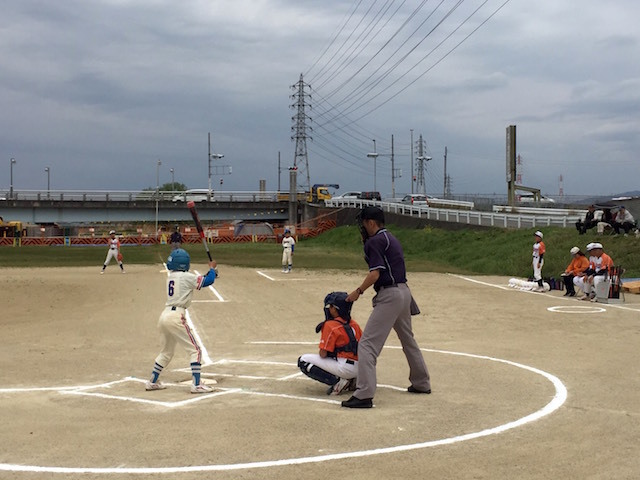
359;206;385;223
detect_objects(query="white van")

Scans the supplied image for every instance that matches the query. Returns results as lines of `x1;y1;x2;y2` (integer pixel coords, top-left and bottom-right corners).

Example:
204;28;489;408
172;189;211;202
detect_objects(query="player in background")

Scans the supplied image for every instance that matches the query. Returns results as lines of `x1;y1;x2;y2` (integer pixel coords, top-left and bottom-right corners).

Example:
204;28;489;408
146;249;217;393
169;225;183;250
101;230;125;274
298;291;362;395
281;228;295;273
532;231;545;292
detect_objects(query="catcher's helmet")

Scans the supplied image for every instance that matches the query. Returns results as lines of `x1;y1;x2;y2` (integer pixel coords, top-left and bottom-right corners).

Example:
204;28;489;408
324;291;352;321
167;248;190;271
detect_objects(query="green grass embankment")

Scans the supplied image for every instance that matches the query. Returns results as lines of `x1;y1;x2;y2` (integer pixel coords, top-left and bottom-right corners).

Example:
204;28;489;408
1;225;638;278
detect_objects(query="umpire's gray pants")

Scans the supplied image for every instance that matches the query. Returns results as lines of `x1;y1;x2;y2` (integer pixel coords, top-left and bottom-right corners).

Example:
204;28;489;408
354;283;430;400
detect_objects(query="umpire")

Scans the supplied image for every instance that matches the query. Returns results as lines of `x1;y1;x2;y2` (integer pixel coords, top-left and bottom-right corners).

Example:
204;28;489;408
342;206;431;408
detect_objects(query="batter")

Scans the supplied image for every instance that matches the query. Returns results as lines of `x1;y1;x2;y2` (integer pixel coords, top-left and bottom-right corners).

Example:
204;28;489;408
146;248;218;394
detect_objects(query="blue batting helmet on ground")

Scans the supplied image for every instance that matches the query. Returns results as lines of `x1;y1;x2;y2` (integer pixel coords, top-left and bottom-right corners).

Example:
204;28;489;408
167;248;190;271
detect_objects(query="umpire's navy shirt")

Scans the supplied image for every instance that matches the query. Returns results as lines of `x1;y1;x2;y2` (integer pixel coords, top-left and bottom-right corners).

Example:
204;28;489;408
364;228;407;289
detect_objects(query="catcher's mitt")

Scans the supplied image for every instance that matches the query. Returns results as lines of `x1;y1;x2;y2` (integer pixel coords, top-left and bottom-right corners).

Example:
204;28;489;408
117;252;123;262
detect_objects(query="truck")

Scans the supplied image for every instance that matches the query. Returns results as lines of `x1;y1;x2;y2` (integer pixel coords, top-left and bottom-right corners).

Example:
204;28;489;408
277;184;339;203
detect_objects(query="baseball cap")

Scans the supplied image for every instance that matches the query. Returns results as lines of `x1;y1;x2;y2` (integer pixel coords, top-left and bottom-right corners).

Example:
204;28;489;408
534;230;543;238
109;230;116;235
570;246;579;255
592;242;603;249
360;206;385;222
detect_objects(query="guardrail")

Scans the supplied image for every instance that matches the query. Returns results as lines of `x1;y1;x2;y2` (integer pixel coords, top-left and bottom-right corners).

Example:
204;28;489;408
493;205;587;217
0;190;284;202
326;199;582;228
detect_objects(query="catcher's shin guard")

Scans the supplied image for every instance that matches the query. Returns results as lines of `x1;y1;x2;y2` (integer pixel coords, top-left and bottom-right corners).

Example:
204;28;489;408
298;357;339;386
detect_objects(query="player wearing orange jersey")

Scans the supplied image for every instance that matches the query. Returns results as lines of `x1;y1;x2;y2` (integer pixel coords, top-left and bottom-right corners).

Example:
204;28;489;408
575;243;614;302
561;246;589;297
298;291;362;396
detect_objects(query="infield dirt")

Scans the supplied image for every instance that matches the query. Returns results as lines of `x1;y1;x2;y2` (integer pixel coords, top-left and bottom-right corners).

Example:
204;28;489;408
1;264;639;480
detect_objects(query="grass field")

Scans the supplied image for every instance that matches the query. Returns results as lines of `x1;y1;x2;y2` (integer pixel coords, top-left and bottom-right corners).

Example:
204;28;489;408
1;224;638;277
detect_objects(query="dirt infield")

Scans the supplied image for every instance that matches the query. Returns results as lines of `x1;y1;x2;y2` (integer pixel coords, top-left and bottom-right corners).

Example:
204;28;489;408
1;264;639;480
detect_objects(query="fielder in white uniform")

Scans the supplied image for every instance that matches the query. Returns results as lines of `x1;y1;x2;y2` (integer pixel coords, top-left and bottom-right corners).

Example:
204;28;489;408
146;249;217;394
101;230;125;274
281;229;295;273
532;230;545;292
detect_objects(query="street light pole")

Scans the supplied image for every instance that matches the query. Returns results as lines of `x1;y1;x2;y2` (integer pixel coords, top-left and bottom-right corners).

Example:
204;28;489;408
155;159;161;240
170;168;175;191
10;158;16;199
45;167;50;198
391;134;395;199
207;132;224;201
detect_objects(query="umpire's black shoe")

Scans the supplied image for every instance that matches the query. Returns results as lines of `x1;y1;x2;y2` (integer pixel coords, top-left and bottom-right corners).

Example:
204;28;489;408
407;385;431;394
341;396;373;408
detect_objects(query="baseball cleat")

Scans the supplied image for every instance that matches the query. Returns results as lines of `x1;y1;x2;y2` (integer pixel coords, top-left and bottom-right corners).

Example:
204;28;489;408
145;381;167;391
191;383;214;394
327;378;350;395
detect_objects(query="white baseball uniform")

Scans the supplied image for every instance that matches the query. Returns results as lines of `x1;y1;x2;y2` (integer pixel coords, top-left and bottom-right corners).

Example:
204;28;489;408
102;236;124;272
282;234;295;271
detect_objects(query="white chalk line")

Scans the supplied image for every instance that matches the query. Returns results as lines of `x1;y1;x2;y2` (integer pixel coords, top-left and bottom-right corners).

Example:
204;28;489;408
0;346;567;475
449;273;640;313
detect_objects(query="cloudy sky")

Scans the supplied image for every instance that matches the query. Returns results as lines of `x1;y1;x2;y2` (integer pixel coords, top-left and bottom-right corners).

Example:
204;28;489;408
1;0;639;198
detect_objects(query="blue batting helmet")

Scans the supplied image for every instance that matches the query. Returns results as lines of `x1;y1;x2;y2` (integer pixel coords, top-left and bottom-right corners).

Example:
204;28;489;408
323;291;352;321
167;248;190;271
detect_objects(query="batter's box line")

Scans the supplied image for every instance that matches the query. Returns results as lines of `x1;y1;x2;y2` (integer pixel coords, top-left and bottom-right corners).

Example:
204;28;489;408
60;377;242;408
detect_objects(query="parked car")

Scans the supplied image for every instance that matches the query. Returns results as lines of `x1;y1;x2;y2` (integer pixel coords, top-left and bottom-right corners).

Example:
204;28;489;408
360;191;382;201
518;195;555;204
400;194;429;205
172;189;211;202
333;191;362;199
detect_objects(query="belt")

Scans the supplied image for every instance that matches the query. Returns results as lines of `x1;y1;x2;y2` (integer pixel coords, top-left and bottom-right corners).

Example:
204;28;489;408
346;359;355;365
374;283;405;292
169;306;185;311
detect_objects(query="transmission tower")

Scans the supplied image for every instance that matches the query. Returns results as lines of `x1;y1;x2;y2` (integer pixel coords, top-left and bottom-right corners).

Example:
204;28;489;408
414;134;431;195
290;73;312;193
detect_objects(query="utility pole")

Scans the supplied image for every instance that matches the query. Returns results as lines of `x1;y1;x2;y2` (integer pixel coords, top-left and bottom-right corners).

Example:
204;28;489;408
391;134;395;198
277;151;281;192
410;129;414;194
443;146;447;198
290;73;312;194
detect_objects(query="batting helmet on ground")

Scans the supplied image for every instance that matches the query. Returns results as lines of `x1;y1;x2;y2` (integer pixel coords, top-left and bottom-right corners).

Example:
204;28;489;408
167;249;190;271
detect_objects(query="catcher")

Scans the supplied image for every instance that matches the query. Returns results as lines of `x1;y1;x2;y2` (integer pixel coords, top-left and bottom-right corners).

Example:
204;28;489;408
101;230;125;274
298;291;362;395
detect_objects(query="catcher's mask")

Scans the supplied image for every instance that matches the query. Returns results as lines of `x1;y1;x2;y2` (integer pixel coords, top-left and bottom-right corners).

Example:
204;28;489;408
356;206;385;242
167;248;190;271
323;291;352;322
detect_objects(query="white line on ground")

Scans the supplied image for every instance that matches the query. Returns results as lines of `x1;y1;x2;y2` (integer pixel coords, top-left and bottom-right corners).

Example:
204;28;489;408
0;346;567;475
449;273;640;313
256;270;275;281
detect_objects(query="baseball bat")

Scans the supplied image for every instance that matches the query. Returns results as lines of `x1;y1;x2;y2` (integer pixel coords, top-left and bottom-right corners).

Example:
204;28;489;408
187;201;213;262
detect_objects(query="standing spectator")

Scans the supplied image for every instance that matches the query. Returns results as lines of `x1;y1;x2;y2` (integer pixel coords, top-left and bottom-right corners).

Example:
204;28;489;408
532;231;546;292
575;205;598;235
169;225;183;250
612;206;635;235
561;247;589;297
342;206;431;409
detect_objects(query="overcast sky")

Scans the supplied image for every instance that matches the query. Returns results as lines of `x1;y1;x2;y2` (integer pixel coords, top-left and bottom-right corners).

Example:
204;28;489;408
1;0;639;198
